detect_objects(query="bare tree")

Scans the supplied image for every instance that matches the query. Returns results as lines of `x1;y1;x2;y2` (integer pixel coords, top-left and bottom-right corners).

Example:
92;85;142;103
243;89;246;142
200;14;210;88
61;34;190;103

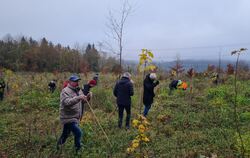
106;0;132;70
73;42;81;72
170;54;185;78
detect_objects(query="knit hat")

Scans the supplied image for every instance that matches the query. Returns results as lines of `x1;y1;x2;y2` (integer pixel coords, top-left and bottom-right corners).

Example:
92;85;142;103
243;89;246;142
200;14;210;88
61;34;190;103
88;80;97;86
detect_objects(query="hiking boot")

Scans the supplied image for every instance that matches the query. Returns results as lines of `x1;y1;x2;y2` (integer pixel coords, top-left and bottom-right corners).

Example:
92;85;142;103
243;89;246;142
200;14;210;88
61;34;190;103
75;147;82;155
118;119;122;129
56;142;60;151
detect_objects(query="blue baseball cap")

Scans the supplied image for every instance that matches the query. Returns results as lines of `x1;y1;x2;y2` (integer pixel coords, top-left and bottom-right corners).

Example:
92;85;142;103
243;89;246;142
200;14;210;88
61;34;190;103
69;75;81;82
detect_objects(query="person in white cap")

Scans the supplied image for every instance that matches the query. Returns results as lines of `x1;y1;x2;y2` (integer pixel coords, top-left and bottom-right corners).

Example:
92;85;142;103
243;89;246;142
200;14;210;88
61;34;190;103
143;73;159;116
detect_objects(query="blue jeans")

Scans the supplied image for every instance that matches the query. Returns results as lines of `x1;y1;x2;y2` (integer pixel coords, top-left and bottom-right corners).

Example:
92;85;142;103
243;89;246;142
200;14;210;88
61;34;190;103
143;104;152;116
57;122;82;150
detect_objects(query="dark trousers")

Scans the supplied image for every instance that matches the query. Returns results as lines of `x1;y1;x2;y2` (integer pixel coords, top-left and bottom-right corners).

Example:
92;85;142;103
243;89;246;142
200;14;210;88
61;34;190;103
118;104;131;128
49;87;56;93
168;83;176;95
57;122;82;150
0;92;4;101
143;104;152;116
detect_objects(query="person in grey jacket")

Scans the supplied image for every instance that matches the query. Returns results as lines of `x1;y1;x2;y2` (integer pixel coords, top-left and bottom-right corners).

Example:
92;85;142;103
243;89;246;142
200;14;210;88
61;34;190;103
57;75;87;152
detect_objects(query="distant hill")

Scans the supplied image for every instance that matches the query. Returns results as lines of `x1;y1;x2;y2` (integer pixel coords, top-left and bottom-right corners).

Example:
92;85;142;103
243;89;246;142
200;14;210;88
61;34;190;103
124;59;250;72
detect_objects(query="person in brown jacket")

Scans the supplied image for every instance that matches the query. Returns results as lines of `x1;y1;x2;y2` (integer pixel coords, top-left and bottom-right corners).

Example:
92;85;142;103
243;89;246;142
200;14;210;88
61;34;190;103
57;75;87;152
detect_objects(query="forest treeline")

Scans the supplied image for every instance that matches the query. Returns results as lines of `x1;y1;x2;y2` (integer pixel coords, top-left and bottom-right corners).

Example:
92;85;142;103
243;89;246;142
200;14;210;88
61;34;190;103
0;34;121;73
1;34;250;75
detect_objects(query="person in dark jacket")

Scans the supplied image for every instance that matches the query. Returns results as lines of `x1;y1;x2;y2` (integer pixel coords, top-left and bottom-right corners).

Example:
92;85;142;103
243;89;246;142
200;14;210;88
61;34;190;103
93;73;99;85
0;76;5;101
168;80;187;95
82;79;97;96
143;73;159;116
81;79;96;115
113;72;134;129
48;79;56;93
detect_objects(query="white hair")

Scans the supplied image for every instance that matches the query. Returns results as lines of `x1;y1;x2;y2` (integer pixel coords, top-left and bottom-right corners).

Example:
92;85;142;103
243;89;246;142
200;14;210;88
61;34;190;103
122;72;131;79
149;73;157;80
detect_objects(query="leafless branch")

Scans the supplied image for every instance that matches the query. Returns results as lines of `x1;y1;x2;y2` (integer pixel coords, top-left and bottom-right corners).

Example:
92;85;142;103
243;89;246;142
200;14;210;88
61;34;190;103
105;0;133;68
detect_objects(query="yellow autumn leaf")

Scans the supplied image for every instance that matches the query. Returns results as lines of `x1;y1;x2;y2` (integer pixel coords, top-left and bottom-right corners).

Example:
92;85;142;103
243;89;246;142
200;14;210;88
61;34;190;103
132;142;139;148
132;119;139;127
127;147;135;153
140;54;147;60
139;58;144;65
141;48;146;52
147;58;152;63
146;65;156;71
132;139;140;144
138;124;146;133
142;136;150;142
140;133;146;137
147;51;154;58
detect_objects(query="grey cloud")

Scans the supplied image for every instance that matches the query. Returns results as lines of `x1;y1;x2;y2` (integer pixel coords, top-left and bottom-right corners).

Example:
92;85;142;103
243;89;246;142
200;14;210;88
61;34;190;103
0;0;249;60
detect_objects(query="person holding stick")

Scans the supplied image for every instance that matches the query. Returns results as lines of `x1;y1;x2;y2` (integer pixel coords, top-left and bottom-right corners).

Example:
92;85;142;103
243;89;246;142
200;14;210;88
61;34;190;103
57;75;87;153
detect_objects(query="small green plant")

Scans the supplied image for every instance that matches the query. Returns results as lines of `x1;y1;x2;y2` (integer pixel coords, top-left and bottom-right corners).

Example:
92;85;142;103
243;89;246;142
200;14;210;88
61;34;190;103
127;115;150;157
231;48;248;157
235;132;250;157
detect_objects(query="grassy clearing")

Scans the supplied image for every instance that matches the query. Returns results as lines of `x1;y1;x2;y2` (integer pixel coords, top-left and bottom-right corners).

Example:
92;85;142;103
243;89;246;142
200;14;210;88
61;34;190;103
0;72;249;157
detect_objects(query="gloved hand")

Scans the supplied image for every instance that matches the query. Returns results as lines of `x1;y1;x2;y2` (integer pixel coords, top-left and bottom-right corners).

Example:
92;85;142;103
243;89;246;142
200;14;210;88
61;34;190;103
154;80;160;85
79;94;87;101
130;79;134;84
87;92;92;98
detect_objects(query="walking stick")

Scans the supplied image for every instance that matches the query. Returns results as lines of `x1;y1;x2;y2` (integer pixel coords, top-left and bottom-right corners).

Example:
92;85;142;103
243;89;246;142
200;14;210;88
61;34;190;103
107;106;118;118
84;99;112;147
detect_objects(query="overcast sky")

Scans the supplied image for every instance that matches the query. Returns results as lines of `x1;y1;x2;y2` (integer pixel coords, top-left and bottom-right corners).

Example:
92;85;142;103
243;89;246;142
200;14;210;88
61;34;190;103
0;0;250;61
